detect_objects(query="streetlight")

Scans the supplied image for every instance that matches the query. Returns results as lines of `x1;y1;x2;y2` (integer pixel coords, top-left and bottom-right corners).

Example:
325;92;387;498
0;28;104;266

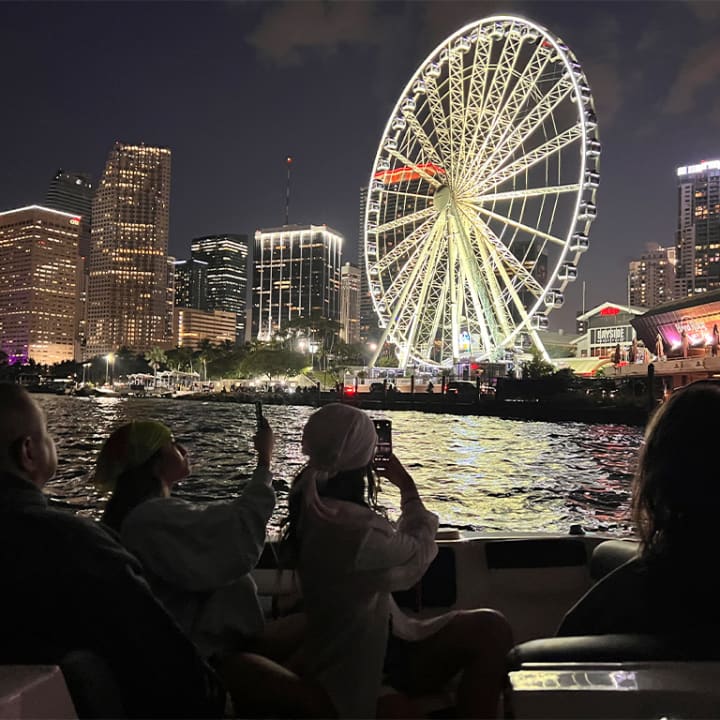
82;362;91;386
105;353;115;385
309;341;318;371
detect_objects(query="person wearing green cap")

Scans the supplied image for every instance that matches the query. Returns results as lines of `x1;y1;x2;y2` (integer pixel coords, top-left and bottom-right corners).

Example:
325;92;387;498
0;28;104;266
0;382;226;718
96;418;333;718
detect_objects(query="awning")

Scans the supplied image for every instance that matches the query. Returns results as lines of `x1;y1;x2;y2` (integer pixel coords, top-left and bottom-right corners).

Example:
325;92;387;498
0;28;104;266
554;357;612;377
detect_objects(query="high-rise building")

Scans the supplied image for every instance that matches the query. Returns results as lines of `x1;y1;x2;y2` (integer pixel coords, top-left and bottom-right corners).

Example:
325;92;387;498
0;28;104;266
86;143;172;357
253;224;342;340
357;186;377;345
676;159;720;298
340;262;361;344
45;170;93;257
628;243;676;308
191;235;248;343
174;307;236;349
174;258;208;310
0;205;81;365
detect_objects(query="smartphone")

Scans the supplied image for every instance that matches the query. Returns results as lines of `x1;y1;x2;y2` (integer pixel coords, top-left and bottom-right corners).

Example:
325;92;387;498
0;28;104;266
373;419;392;464
255;401;266;430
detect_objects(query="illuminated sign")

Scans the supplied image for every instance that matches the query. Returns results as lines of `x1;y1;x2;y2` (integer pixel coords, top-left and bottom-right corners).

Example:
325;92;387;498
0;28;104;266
374;163;446;185
69;217;80;226
598;306;620;316
591;326;631;345
677;159;720;177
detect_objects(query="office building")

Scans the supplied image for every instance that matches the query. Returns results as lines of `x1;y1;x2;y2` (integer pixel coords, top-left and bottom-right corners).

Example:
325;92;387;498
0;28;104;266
174;307;236;349
45;170;93;257
253;224;342;340
340;262;361;344
191;234;248;343
676;159;720;298
86;142;172;357
0;205;81;365
174;258;208;310
628;243;676;308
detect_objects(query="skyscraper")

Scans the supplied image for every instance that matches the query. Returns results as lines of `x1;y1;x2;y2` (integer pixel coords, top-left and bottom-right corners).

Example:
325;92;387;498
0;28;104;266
0;205;81;365
340;262;361;344
253;224;342;340
190;234;248;343
628;243;676;308
174;258;209;310
676;159;720;298
86;142;172;357
45;170;93;256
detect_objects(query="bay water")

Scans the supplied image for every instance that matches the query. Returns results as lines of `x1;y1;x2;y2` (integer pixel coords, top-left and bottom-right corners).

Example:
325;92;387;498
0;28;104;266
37;395;643;537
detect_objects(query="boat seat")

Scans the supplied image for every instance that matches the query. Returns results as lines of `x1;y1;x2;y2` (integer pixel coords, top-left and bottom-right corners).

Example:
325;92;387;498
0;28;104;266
505;635;720;719
507;633;719;669
589;540;639;581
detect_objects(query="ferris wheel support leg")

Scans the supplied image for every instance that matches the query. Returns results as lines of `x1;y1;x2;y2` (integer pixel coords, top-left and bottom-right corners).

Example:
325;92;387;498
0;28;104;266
368;319;398;370
528;328;551;363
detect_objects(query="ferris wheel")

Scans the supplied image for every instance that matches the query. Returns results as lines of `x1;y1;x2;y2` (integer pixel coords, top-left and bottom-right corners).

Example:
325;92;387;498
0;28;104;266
364;15;599;368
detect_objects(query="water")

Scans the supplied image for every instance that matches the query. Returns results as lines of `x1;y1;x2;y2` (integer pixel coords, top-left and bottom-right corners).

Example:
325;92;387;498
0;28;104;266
37;395;644;537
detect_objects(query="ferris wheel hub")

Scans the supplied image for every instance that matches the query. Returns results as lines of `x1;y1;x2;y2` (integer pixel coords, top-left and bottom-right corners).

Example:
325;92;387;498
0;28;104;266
433;185;451;212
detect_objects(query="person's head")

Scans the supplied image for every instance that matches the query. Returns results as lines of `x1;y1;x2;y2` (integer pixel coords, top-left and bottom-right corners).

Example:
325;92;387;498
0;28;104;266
0;383;57;488
632;380;720;557
96;420;189;532
281;404;380;556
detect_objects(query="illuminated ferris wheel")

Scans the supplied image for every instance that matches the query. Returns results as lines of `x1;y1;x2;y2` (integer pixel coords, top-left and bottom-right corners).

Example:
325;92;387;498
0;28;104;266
364;15;600;368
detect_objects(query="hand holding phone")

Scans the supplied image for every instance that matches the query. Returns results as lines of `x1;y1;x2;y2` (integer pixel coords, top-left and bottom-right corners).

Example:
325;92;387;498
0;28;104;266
255;401;269;430
373;419;392;466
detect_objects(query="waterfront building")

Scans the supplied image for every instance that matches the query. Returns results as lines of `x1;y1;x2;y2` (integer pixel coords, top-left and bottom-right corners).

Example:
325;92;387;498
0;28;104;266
675;159;720;298
570;302;644;360
191;235;248;343
628;243;676;309
45;170;93;257
340;262;361;344
253;224;342;340
174;307;236;349
0;205;81;365
86;142;172;357
174;258;208;310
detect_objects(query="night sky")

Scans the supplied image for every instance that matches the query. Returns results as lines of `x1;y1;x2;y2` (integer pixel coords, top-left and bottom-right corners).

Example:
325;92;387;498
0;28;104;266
2;0;719;331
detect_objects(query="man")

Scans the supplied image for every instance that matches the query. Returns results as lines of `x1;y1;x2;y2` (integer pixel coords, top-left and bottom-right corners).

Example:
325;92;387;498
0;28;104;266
0;383;225;718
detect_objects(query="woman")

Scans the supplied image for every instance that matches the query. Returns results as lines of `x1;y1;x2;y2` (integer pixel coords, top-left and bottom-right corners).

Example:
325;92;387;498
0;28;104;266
96;419;332;718
281;403;513;719
558;380;720;637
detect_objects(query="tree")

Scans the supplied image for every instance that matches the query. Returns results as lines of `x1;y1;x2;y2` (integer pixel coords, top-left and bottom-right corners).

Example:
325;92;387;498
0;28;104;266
145;347;167;374
241;348;308;383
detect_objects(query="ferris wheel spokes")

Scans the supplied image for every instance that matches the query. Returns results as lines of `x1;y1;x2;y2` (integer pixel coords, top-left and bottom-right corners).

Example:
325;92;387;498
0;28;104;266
477;184;580;203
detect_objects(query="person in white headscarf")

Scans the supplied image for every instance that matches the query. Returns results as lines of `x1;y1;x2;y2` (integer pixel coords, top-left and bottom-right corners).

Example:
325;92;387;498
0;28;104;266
281;403;513;719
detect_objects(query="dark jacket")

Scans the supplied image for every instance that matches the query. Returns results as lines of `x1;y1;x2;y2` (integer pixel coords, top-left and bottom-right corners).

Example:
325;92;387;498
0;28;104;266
0;472;225;718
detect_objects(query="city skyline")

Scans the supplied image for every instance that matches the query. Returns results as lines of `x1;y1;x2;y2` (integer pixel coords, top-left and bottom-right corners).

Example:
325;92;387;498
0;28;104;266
2;1;720;331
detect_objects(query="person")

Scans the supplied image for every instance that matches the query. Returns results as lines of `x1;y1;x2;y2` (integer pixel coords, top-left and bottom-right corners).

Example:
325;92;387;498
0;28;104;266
681;329;690;358
612;343;622;368
655;332;665;361
628;338;637;364
96;418;331;718
0;383;225;718
281;403;513;719
712;324;719;357
557;380;720;638
426;380;434;394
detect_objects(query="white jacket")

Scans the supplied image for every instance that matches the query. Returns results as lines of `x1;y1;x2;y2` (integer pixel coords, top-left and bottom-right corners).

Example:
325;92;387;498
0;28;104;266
120;466;275;658
298;492;451;718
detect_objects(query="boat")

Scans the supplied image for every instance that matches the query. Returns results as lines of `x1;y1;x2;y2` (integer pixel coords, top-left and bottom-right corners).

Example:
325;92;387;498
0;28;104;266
4;528;718;717
251;529;720;719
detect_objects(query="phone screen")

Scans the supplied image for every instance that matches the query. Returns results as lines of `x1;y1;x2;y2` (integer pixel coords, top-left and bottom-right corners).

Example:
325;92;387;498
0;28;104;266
373;419;392;462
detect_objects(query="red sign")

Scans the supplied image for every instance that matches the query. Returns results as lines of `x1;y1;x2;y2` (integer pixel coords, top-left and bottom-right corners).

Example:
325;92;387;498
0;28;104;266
599;306;620;316
374;163;446;185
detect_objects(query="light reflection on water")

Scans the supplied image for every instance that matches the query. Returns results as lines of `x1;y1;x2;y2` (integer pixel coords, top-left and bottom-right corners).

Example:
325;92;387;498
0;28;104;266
38;395;643;537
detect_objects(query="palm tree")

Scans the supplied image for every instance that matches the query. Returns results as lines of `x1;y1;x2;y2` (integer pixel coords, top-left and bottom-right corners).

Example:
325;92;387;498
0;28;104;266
144;347;167;385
